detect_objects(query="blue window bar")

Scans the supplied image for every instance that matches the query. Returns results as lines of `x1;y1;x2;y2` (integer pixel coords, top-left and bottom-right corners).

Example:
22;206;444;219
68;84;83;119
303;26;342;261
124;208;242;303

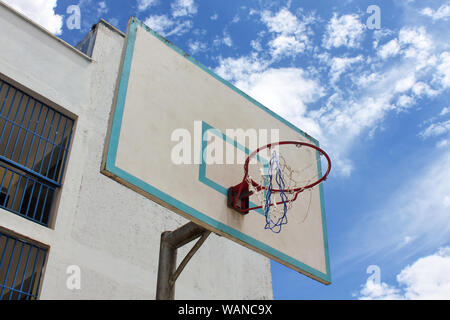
0;79;74;226
0;231;48;300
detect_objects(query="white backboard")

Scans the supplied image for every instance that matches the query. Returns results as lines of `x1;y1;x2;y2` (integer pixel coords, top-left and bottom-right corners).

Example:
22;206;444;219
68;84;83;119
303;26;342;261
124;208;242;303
102;18;331;284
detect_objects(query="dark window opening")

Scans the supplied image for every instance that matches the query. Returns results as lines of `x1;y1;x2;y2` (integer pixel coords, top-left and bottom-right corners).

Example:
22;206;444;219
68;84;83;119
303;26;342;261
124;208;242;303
0;79;74;226
0;231;48;300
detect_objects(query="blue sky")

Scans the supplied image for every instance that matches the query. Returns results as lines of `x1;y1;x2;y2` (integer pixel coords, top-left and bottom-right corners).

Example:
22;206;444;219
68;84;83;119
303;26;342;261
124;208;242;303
6;0;450;299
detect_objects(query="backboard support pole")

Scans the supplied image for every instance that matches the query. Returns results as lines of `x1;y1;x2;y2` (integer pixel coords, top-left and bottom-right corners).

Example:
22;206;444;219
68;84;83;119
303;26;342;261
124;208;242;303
156;222;211;300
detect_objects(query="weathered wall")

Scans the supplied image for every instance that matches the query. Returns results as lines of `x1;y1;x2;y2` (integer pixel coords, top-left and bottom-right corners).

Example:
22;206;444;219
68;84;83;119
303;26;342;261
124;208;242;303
0;2;273;300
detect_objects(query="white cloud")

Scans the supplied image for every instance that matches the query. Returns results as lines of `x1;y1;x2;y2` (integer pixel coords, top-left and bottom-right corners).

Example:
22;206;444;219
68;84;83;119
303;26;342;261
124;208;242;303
144;15;192;37
261;8;306;35
215;55;324;139
250;39;263;52
166;20;193;37
144;15;174;35
313;63;414;174
359;247;450;300
378;39;401;59
437;139;449;149
395;74;416;93
398;247;450;299
323;13;365;49
97;1;108;15
399;27;433;52
143;1;196;38
210;13;218;21
231;14;240;24
441;107;450;116
268;35;307;58
355;71;380;87
396;95;414;109
236;68;324;139
234;67;324;117
329;55;364;83
222;33;233;47
437;52;450;88
420;120;450;139
420;4;450;21
398;27;435;70
318;94;392;144
137;0;158;11
188;40;207;54
359;281;403;300
373;28;394;49
315;25;444;175
315;37;441;175
215;55;270;83
412;82;438;97
261;8;314;58
313;65;420;175
3;0;63;35
213;32;233;48
171;0;197;18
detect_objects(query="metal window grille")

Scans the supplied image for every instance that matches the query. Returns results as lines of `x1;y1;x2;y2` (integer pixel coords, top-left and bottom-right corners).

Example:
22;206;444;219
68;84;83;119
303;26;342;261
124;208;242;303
0;231;48;300
0;79;74;226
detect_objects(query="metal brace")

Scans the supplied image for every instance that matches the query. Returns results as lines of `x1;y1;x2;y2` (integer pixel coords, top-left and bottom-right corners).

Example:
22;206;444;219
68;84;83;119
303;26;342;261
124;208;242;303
156;222;211;300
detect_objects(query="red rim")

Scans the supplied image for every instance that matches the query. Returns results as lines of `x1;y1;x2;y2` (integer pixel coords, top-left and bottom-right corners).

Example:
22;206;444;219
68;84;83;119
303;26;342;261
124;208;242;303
242;141;332;193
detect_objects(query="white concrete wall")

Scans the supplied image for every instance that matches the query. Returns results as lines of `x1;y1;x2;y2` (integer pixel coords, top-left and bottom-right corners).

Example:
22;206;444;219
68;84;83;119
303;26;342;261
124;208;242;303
0;3;273;300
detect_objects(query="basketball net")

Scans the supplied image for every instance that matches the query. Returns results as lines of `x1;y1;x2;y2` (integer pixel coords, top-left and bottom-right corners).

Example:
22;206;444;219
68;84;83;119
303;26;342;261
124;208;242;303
247;149;316;233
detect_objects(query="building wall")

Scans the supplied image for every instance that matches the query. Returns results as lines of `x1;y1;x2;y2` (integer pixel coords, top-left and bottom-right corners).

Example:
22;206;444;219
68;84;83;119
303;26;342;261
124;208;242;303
0;3;273;300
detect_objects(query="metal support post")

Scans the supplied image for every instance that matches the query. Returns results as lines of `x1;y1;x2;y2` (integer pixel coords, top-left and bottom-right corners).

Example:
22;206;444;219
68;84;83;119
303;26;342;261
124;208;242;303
156;222;211;300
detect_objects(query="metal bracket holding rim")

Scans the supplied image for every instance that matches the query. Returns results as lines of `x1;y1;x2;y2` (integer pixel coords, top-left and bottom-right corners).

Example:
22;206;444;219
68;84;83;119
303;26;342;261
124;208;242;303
156;222;211;300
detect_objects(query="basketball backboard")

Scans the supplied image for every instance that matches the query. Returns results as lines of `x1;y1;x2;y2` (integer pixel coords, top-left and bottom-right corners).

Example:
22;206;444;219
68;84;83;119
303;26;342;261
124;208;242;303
101;17;331;284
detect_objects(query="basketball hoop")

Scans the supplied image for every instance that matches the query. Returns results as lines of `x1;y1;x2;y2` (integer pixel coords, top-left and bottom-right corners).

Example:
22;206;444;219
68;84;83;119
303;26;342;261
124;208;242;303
227;141;331;233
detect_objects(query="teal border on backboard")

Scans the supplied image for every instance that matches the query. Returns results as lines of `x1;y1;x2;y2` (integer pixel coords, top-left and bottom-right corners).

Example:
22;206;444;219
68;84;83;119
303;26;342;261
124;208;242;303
104;17;331;284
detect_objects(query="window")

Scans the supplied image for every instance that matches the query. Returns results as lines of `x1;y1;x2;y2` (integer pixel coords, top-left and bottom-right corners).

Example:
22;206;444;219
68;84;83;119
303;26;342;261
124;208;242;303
0;79;74;226
0;231;48;300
